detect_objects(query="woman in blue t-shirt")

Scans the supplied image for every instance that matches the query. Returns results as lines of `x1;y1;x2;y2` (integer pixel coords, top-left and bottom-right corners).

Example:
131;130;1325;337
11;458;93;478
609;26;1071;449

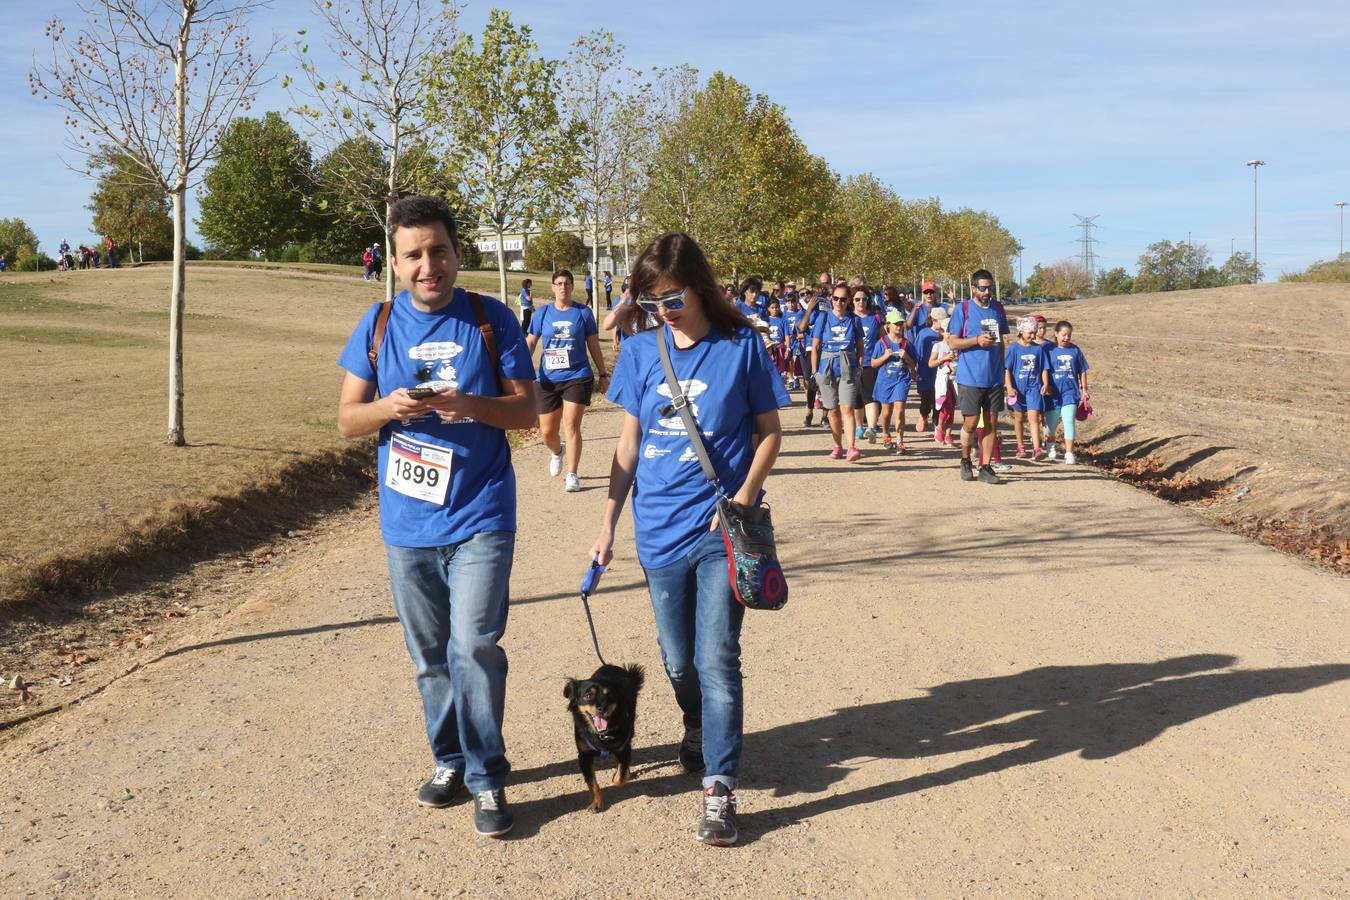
518;278;533;330
590;231;788;847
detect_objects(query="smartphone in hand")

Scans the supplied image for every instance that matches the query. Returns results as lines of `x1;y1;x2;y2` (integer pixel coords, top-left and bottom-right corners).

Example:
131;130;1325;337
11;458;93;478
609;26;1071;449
406;386;437;399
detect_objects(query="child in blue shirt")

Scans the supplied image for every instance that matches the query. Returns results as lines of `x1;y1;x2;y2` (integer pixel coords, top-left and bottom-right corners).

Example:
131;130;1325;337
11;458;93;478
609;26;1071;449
1004;316;1050;459
1042;320;1090;465
870;310;918;452
764;297;789;384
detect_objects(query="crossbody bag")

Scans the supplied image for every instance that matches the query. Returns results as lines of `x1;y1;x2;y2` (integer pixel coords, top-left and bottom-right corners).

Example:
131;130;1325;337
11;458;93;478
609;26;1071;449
655;329;788;611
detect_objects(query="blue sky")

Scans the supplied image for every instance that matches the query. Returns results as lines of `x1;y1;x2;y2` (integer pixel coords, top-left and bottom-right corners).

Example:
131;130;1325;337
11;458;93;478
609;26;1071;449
5;0;1349;278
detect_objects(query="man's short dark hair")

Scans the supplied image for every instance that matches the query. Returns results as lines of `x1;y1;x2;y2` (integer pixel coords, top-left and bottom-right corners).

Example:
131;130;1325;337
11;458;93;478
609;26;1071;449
552;268;574;284
739;275;763;296
970;268;994;284
387;195;460;251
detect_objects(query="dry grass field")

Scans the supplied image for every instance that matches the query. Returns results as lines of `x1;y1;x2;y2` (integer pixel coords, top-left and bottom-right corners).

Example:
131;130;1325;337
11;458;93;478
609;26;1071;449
0;262;543;607
1008;282;1350;570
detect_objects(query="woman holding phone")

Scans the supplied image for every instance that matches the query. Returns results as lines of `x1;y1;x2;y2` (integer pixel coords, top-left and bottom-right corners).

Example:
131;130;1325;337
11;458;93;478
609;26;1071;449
589;232;788;847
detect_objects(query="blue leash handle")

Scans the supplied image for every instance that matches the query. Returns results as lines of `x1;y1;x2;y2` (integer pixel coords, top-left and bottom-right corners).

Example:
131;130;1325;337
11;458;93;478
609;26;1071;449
579;558;607;665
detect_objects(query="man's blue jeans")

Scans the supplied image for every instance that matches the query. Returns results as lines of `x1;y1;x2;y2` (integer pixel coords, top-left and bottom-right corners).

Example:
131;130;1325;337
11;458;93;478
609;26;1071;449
642;529;746;790
385;531;513;793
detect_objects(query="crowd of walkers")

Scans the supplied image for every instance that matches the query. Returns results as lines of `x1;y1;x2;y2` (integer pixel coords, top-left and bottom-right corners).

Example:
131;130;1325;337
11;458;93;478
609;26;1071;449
336;194;1090;849
52;237;119;271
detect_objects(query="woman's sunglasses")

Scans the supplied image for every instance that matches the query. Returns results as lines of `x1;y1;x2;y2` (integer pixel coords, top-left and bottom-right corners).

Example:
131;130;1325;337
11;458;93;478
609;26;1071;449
636;287;687;312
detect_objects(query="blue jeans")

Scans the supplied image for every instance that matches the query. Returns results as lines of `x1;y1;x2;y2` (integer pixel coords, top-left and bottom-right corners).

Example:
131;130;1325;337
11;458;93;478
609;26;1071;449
642;529;746;790
385;531;513;793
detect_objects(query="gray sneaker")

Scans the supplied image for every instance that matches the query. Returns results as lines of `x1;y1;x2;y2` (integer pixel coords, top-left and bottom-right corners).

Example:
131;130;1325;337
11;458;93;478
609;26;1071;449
960;458;975;481
473;790;514;837
417;766;464;808
697;782;739;846
978;465;1003;485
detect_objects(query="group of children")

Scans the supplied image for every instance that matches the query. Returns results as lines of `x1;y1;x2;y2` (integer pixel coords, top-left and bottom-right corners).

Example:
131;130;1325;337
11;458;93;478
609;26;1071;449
730;279;1090;466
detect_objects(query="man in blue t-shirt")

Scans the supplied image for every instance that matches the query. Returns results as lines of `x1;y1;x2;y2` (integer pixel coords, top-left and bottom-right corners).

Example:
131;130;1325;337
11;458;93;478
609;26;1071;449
945;268;1010;484
336;195;537;838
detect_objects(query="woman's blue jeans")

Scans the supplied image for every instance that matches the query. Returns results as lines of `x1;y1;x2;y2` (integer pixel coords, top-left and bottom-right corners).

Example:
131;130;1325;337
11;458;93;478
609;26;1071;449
385;531;513;793
642;529;746;790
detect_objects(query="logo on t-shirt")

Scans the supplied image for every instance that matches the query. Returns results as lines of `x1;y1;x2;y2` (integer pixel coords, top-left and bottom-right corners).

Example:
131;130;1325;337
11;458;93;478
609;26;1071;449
409;341;464;387
548;320;574;347
655;379;708;431
830;324;848;341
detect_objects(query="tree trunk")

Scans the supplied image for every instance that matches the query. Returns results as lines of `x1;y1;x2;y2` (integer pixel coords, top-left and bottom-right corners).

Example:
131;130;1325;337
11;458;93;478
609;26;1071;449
384;104;399;302
166;1;192;448
495;224;508;305
589;205;600;312
622;216;631;274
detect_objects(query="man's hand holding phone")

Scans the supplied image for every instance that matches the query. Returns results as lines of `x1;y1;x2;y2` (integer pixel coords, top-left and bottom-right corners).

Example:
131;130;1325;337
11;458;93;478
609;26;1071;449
385;387;433;423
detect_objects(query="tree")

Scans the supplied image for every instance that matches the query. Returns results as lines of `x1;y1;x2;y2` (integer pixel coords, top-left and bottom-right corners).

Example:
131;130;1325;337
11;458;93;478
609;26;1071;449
1133;240;1219;293
198;112;314;259
289;0;461;299
88;147;174;262
1279;254;1350;284
524;227;585;272
1095;266;1134;297
561;30;645;289
837;173;917;284
1218;251;1262;285
1026;259;1092;299
31;0;274;446
432;8;577;304
0;218;40;262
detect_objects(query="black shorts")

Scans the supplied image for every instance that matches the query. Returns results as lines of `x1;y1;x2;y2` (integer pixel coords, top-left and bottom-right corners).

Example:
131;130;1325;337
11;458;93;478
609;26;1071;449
956;383;1005;417
537;377;595;413
858;365;878;405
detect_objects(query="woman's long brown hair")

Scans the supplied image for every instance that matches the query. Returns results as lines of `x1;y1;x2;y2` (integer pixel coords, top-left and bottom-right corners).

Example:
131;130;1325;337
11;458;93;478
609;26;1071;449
615;232;752;337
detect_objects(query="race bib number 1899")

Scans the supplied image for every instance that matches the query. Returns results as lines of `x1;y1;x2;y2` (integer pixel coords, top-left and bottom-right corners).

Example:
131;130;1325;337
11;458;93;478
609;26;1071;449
385;433;452;505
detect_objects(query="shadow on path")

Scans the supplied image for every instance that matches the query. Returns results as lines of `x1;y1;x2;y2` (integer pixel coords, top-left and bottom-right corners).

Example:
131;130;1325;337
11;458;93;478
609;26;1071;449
506;654;1350;843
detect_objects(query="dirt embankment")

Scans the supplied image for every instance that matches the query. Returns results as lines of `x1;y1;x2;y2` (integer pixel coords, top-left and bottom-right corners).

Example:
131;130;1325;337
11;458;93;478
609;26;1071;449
1014;283;1350;573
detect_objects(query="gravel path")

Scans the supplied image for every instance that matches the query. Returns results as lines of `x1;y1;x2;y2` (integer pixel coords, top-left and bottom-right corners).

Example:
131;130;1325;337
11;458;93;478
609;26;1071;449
2;401;1347;898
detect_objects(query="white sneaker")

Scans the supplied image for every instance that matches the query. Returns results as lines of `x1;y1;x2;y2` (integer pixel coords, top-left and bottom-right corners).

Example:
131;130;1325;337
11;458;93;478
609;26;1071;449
1047;446;1058;461
564;473;581;492
1064;452;1077;465
548;452;563;477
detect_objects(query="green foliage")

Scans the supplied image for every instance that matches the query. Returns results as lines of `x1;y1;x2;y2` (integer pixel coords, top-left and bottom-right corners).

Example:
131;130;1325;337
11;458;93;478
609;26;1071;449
432;8;578;302
1218;251;1262;285
87;147;173;262
525;228;586;271
12;246;57;272
198;112;316;260
0;218;40;261
1133;240;1222;293
1095;266;1134;297
1280;253;1350;283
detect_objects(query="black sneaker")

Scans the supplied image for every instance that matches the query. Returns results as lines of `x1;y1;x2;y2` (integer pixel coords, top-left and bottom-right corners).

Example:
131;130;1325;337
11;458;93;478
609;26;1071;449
697;782;739;846
978;465;1003;485
417;766;464;808
802;413;813;427
959;458;975;481
473;790;514;837
678;718;705;773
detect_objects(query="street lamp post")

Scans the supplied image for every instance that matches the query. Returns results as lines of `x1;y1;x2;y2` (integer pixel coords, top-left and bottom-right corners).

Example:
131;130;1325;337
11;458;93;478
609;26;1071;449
1337;201;1348;259
1245;159;1265;272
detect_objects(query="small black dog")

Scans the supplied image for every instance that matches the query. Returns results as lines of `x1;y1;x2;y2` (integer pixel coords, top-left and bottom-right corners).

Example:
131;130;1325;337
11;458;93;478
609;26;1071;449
563;663;645;812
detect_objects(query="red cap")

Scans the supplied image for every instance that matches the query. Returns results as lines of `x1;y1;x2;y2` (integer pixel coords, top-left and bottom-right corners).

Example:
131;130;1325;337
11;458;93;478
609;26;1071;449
921;281;937;292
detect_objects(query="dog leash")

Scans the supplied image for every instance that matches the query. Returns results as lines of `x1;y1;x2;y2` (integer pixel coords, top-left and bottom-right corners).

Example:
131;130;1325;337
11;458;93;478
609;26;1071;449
578;558;608;666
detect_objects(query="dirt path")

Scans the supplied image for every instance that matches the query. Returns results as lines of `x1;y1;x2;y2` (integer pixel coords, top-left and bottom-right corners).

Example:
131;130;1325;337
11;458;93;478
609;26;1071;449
2;401;1347;898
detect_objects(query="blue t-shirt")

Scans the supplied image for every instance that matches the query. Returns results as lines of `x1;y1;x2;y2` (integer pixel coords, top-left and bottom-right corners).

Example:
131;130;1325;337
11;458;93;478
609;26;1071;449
947;299;1010;388
518;288;532;310
1004;341;1046;396
608;325;790;569
337;289;533;548
913;325;940;390
585;274;593;290
765;316;787;345
811;310;862;376
783;308;805;350
1044;343;1089;405
735;300;760;319
857;313;883;362
871;335;915;400
528;302;598;383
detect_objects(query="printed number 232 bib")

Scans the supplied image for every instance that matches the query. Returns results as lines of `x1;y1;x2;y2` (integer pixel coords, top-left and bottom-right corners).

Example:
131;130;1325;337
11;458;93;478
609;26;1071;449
386;433;452;505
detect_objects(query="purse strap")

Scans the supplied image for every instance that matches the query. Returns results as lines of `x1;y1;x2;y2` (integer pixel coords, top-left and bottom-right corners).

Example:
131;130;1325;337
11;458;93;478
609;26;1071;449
654;327;725;497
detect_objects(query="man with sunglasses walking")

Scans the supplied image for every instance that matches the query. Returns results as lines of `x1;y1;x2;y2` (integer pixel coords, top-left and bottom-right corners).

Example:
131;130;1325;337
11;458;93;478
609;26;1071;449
945;269;1009;484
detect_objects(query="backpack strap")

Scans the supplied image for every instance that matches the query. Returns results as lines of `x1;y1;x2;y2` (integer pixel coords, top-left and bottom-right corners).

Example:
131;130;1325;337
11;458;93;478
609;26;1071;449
466;291;506;395
367;299;393;385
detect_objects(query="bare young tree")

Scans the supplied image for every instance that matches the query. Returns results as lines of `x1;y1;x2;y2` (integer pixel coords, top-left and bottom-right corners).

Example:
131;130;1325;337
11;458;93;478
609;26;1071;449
287;0;460;301
31;0;275;446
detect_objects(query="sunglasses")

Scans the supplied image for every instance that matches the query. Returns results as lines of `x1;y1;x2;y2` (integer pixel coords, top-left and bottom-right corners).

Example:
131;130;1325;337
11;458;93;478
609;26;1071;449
972;284;993;292
852;296;869;302
636;287;687;312
831;294;850;302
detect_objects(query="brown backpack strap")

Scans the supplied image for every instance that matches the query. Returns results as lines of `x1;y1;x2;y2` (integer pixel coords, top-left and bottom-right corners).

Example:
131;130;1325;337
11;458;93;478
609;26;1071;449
367;299;393;380
466;291;506;395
